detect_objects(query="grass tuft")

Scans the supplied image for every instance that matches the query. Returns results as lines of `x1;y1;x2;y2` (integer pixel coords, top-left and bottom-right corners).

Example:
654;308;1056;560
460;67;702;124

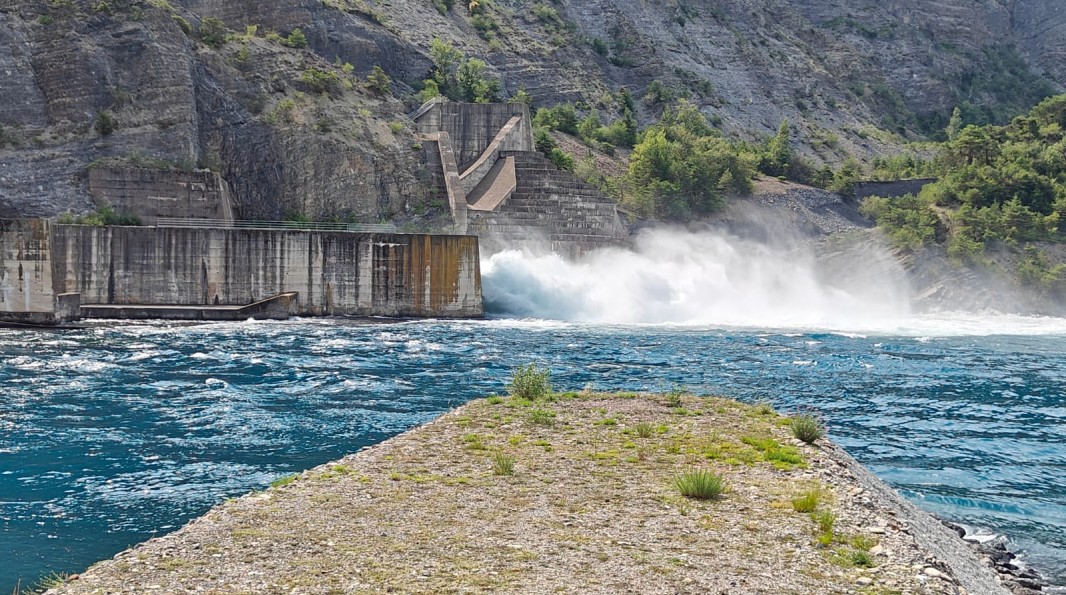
789;412;826;444
492;453;515;476
270;473;298;488
634;422;654;438
663;385;685;407
791;490;820;513
529;408;556;426
673;469;728;500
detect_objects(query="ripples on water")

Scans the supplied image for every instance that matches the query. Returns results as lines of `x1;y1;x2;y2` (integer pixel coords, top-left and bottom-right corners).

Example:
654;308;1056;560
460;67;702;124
1;318;1065;589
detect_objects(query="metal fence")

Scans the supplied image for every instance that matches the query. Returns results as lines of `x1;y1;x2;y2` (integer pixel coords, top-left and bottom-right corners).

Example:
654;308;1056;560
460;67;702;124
155;218;398;233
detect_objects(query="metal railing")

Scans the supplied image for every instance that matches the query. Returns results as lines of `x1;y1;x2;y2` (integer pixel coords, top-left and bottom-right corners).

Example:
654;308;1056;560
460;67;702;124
155;218;398;233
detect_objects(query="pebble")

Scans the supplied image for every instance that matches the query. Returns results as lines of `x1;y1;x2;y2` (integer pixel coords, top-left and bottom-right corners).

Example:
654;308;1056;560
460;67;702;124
856;577;873;586
922;567;943;578
868;526;886;534
869;545;884;556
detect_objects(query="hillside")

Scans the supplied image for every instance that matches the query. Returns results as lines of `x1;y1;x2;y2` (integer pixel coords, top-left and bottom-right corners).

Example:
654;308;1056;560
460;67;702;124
0;0;1063;221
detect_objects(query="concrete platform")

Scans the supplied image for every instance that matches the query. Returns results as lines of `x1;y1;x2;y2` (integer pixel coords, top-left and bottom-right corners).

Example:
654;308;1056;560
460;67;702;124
80;293;298;321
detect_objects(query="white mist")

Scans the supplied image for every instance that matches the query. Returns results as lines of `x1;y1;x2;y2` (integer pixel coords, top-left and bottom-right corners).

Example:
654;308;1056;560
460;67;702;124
481;227;913;330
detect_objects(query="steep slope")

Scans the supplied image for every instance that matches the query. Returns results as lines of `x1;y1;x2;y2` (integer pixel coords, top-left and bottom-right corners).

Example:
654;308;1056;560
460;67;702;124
0;0;1062;220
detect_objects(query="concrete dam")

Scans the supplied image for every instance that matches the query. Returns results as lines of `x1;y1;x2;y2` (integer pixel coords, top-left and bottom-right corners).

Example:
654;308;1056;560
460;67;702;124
0;219;482;325
0;100;635;324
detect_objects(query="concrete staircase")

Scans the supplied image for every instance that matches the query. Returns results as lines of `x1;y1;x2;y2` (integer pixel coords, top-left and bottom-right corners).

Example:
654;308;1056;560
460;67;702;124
467;151;630;257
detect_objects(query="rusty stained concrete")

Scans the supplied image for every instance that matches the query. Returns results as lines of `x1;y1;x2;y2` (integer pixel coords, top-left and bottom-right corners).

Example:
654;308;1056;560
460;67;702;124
1;220;483;322
0;219;59;324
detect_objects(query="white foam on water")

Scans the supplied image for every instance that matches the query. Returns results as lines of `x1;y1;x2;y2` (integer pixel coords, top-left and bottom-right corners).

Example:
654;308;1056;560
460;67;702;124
481;228;1066;337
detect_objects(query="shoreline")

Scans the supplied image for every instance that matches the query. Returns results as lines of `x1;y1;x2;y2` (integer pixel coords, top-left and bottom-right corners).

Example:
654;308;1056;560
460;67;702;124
41;391;1014;594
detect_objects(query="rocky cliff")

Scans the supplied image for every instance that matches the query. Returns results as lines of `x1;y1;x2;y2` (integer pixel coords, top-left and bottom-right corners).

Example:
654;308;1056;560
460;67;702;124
0;0;1062;221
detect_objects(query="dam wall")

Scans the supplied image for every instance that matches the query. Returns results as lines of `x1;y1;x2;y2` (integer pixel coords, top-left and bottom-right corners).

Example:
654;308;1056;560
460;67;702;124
0;220;483;323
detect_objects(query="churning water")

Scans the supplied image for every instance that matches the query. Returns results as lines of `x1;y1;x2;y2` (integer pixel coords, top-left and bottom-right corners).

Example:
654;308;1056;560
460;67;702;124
2;231;1066;590
2;318;1065;589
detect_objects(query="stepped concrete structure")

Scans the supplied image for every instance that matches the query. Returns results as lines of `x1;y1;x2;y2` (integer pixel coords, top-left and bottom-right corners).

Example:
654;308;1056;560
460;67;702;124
413;101;630;257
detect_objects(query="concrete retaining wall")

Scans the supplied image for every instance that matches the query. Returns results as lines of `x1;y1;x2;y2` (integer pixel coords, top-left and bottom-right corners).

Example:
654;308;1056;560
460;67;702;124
88;167;235;224
0;220;483;323
414;103;534;170
0;219;62;324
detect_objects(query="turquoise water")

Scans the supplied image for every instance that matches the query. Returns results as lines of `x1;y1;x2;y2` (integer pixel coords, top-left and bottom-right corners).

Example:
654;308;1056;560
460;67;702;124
2;318;1065;590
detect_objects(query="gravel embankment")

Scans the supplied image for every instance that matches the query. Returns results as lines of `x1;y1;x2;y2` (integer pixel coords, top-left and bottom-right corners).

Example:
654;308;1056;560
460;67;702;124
47;393;1007;595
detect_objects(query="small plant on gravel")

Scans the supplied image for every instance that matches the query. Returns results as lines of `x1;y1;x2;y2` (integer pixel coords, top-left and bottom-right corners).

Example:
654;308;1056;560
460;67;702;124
492;453;515;475
753;401;775;415
634;422;654;438
789;412;825;444
486;395;503;405
848;549;875;568
812;509;836;534
674;469;727;500
270;473;298;488
508;363;552;400
664;385;685;407
849;534;879;551
791;490;820;513
529;408;556;426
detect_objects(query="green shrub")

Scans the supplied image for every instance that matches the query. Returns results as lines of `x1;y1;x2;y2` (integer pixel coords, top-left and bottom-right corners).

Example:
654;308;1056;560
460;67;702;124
789;413;825;444
300;68;340;95
283;27;308;49
492;453;515;475
171;14;191;35
508;363;552;400
199;16;227;48
634;422;653;438
94;111;116;135
674;469;727;500
367;65;392;95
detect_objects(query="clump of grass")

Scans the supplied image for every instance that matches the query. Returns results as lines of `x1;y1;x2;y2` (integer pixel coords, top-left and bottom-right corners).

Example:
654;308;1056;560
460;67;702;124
508;363;552;400
529;408;556;426
673;469;728;500
812;509;836;533
486;395;503;405
634;422;654;438
270;473;298;488
753;401;775;415
463;433;488;450
595;417;618;426
789;412;826;444
664;385;685;407
849;549;875;568
831;548;877;568
493;453;515;476
850;534;879;551
791;490;820;513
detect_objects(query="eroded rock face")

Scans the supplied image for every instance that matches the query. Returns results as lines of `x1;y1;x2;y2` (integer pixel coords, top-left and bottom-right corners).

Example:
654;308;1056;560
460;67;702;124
0;0;1063;220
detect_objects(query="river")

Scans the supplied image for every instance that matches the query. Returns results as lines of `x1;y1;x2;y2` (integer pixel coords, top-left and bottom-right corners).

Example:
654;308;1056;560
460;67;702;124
2;314;1065;591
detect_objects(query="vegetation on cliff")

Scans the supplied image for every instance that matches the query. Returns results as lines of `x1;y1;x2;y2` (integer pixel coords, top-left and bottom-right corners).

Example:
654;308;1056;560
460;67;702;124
860;96;1066;296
